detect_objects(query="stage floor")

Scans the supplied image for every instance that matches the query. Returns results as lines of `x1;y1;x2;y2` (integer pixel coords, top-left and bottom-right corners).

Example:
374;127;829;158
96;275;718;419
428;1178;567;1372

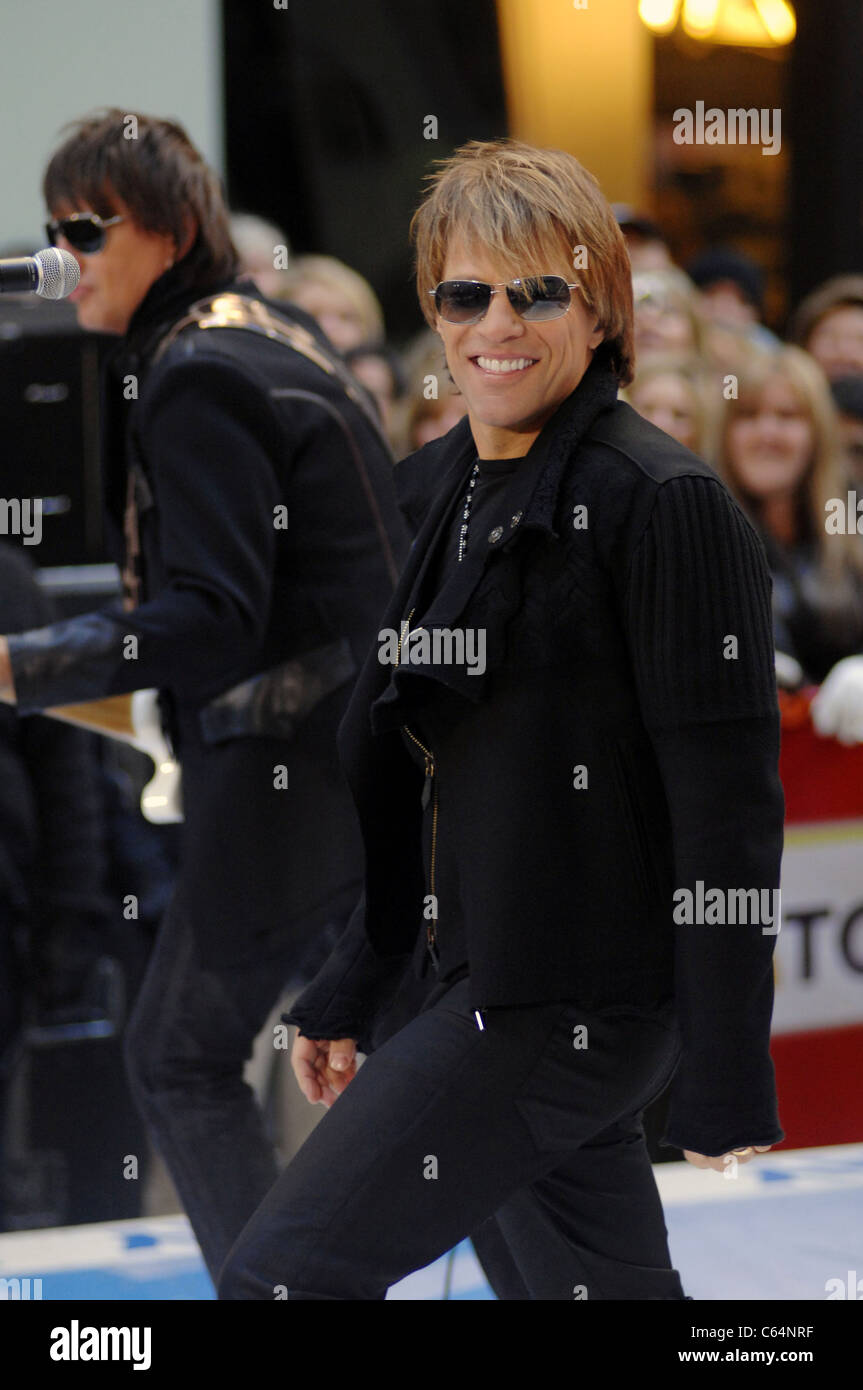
1;1142;860;1300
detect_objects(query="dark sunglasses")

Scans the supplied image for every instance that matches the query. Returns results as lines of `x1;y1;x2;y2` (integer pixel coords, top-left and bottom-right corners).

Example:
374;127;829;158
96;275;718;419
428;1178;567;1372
430;275;583;325
45;212;124;254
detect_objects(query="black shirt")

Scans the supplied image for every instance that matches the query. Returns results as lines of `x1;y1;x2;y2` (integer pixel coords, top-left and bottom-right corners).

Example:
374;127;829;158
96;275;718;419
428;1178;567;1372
401;455;525;983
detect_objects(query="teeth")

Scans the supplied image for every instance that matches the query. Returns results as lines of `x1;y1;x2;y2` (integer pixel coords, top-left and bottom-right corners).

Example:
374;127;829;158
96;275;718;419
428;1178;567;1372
476;357;535;373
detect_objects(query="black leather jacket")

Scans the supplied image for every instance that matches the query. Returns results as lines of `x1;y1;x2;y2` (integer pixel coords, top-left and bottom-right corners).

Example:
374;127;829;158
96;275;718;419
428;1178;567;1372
7;267;408;754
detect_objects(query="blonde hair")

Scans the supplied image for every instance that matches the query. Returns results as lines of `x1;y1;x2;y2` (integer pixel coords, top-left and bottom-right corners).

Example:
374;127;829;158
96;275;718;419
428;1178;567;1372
410;139;635;385
279;254;385;342
716;345;863;578
624;353;715;457
632;268;708;359
391;328;465;458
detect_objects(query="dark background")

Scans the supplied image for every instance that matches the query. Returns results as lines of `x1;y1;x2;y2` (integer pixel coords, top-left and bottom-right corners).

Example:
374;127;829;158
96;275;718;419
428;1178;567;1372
223;0;508;341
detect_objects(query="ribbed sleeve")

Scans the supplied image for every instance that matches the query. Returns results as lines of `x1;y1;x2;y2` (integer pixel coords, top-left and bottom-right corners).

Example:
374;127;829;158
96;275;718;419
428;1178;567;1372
623;474;786;1156
626;475;778;728
281;895;416;1054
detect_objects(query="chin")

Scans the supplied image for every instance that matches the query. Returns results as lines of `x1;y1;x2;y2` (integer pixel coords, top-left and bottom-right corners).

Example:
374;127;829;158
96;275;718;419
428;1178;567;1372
75;302;101;331
79;306;121;336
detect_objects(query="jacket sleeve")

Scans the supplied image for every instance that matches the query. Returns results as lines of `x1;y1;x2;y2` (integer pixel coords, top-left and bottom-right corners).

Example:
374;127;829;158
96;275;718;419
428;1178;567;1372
7;357;283;712
281;893;418;1053
620;473;786;1157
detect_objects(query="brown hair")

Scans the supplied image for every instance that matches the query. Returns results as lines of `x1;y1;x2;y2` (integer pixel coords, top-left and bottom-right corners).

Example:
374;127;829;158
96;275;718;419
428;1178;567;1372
789;274;863;348
43;108;238;290
409;139;635;386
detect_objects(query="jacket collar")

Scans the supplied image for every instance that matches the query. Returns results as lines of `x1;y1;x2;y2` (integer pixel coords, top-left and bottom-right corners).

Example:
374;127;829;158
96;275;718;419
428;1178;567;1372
369;354;619;728
108;263;244;381
410;351;618;612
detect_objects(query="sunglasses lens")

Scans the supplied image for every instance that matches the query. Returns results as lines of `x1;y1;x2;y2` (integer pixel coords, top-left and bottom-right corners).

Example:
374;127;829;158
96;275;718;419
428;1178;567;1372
436;282;491;323
68;219;105;253
48;217;105;253
516;276;572;320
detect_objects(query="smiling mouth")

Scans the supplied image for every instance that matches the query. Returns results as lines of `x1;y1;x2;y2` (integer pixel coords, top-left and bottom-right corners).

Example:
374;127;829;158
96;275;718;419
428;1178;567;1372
472;355;538;375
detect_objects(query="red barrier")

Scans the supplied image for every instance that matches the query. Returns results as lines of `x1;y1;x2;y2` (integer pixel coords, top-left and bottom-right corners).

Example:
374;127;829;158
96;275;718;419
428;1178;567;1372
770;689;863;1149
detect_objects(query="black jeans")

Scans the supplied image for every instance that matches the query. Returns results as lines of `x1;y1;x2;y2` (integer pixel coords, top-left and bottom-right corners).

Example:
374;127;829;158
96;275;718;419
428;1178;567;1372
123;899;344;1284
218;975;688;1300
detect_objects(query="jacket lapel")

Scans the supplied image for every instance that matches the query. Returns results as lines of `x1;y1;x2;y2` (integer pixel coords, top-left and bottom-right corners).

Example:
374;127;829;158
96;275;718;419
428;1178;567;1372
365;357;620;732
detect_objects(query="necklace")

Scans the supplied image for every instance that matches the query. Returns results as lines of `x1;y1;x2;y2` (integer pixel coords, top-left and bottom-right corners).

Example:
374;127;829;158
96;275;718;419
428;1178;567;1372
457;459;481;563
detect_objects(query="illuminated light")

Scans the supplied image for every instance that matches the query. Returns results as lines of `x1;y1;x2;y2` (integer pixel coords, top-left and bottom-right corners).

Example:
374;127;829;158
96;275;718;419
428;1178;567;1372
640;0;796;45
638;0;681;34
682;0;721;39
753;0;796;41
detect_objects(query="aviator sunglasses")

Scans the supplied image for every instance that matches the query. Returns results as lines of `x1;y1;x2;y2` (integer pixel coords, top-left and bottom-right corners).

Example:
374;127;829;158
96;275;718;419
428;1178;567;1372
45;212;125;254
430;275;584;325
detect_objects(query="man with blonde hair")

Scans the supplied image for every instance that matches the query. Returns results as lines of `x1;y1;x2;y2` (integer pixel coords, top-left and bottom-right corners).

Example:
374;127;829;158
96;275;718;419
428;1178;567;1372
221;140;784;1301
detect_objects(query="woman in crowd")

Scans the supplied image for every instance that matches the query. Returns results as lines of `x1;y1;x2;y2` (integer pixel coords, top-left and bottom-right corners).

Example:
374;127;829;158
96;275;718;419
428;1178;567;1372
279;253;385;353
715;345;863;742
624;353;713;455
631;267;706;359
392;328;468;458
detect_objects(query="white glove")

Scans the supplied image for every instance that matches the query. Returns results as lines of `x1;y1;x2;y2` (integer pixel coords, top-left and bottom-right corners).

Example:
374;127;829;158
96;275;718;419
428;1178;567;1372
810;655;863;745
775;650;803;690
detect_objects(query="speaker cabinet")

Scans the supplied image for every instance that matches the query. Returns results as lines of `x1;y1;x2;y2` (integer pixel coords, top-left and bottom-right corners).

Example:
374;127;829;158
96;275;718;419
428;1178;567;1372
0;297;108;567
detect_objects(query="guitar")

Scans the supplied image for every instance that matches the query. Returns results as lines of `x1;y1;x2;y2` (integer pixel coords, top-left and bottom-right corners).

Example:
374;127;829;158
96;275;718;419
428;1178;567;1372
45;690;183;824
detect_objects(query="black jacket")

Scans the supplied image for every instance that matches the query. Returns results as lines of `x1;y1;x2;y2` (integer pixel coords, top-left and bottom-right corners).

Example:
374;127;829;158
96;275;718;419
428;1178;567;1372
6;268;409;965
285;356;786;1157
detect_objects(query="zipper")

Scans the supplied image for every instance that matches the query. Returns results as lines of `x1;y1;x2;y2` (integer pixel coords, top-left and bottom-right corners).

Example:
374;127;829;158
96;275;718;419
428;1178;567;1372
396;608;440;967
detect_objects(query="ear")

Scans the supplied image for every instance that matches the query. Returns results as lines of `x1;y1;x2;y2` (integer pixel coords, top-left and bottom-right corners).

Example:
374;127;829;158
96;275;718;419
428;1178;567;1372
588;321;604;350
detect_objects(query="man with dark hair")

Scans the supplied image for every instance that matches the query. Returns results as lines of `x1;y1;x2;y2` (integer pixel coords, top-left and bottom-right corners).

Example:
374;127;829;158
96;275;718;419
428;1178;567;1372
0;108;408;1283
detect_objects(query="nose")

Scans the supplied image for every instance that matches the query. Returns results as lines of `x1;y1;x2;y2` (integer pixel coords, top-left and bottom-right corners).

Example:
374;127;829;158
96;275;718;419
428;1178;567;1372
477;287;526;340
753;412;785;445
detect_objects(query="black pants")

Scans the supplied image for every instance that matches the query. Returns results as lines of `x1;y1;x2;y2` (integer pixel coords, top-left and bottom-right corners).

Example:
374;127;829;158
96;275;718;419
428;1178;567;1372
218;975;688;1300
123;899;344;1283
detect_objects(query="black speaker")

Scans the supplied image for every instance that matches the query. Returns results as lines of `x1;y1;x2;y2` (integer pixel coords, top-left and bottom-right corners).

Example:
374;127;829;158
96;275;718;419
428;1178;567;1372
0;296;108;567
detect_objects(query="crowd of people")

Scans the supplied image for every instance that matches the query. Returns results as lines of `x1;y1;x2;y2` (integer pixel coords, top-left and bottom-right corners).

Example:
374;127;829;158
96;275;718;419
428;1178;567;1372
235;208;863;739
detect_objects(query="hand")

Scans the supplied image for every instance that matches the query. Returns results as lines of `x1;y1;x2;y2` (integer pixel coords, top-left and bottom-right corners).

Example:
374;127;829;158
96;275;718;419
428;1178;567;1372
684;1145;773;1173
811;655;863;744
0;637;16;703
291;1033;357;1108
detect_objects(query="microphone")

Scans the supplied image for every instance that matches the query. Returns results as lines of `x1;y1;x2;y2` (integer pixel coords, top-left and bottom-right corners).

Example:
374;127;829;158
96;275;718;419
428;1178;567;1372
0;248;80;299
